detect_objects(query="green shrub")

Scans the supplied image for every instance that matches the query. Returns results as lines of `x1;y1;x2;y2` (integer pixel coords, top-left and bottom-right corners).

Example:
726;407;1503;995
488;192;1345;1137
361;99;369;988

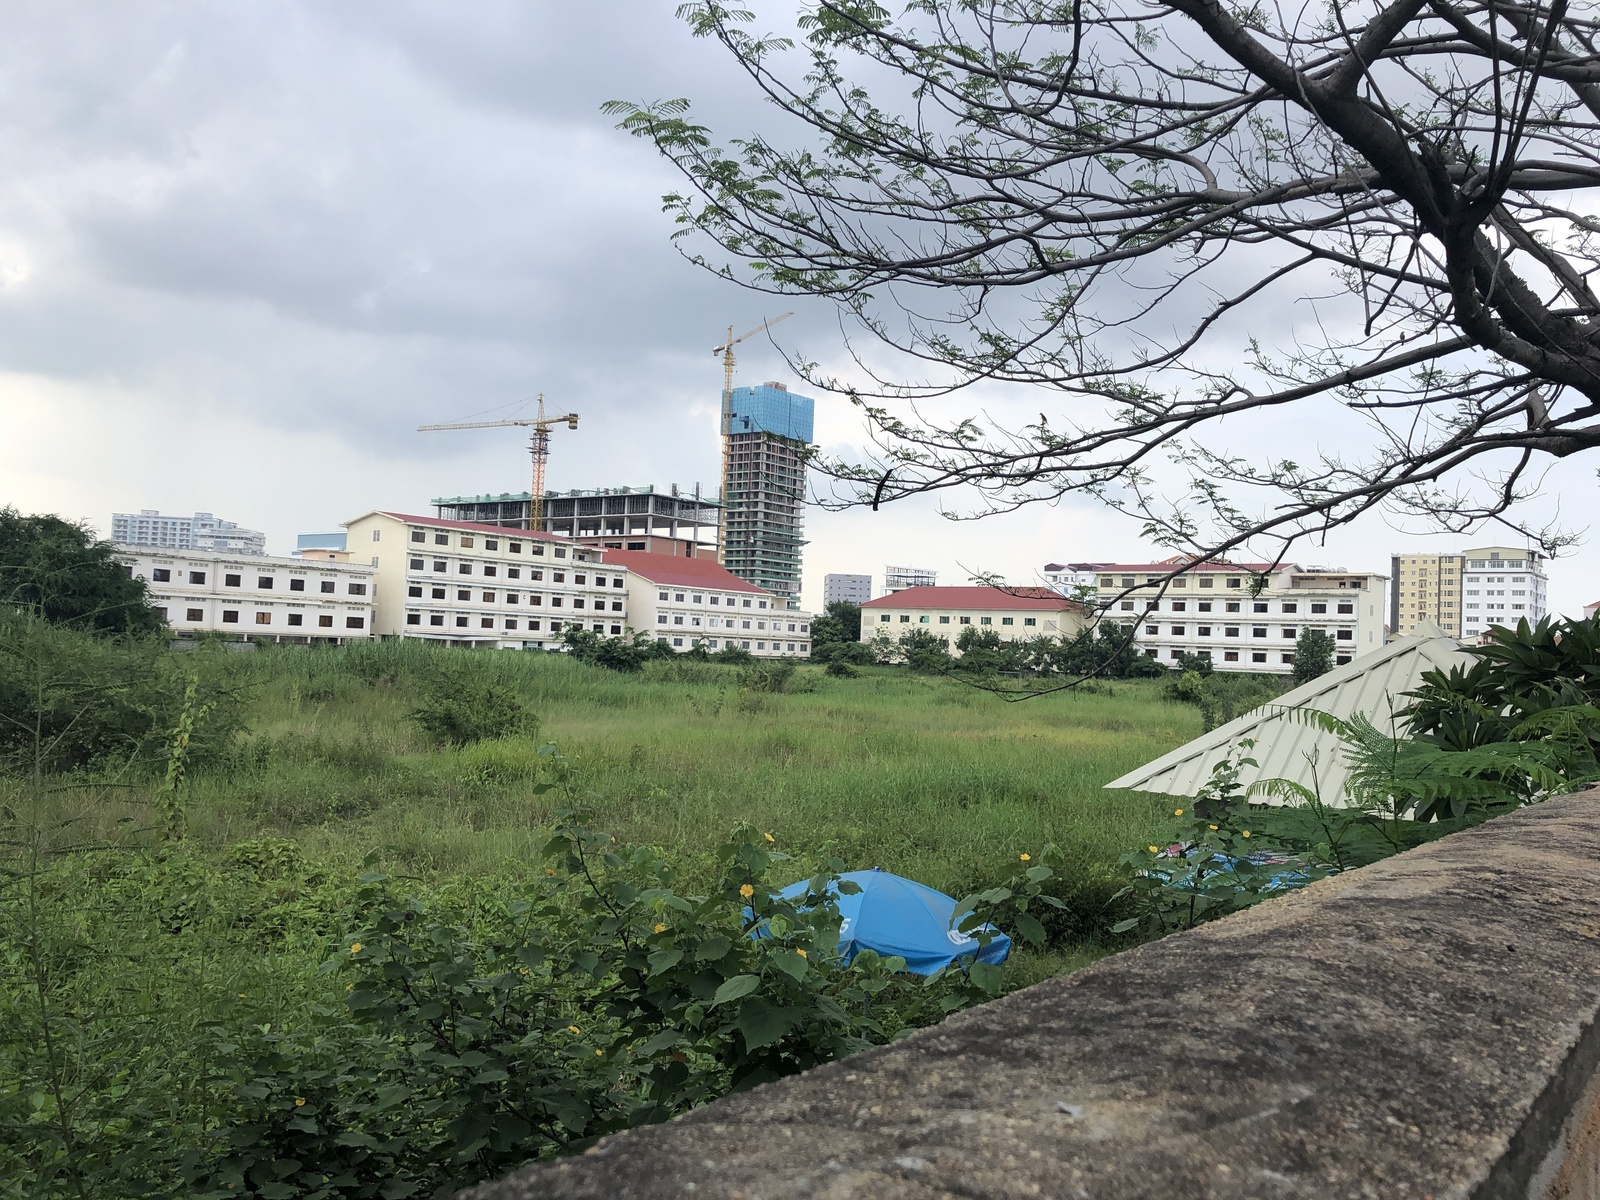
739;659;796;693
408;670;535;747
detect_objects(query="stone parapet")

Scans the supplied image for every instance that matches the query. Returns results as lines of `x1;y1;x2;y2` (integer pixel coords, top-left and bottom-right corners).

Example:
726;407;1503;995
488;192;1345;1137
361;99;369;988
466;790;1600;1199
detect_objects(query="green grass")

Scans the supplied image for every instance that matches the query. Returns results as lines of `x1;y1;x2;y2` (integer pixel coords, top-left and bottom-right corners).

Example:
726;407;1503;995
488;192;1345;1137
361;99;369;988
183;645;1195;898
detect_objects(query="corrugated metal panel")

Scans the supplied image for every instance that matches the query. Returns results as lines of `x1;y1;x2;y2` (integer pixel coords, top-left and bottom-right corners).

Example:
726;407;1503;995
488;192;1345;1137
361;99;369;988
1104;634;1471;807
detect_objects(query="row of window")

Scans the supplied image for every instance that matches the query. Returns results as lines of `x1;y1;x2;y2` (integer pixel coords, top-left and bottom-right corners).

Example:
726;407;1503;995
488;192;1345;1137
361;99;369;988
878;613;1039;627
662;637;808;653
1146;648;1354;666
405;613;618;634
149;568;366;595
404;586;624;612
407;556;619;585
1145;624;1354;641
659;615;800;631
657;590;769;610
161;607;364;629
403;529;588;560
1124;599;1356;615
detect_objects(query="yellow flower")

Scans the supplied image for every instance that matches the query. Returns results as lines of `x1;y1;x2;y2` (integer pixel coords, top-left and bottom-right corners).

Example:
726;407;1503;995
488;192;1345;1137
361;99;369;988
1174;809;1184;816
238;993;247;999
294;1098;306;1107
1209;825;1219;831
595;1049;604;1057
797;949;807;958
653;923;667;934
519;967;531;976
345;983;353;992
1242;830;1251;838
545;868;557;876
763;833;775;843
1147;845;1160;854
568;1025;581;1035
1019;853;1031;862
349;942;363;955
739;884;754;899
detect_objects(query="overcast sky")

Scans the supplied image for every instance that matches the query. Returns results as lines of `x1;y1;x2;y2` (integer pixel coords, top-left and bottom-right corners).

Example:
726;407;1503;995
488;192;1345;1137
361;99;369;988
3;2;1596;616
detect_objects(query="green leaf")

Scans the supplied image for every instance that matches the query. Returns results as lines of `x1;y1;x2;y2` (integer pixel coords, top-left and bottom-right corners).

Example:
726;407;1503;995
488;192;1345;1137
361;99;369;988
771;950;808;982
968;962;1004;994
734;999;792;1050
1014;912;1047;946
694;936;733;962
648;948;685;976
711;974;760;1007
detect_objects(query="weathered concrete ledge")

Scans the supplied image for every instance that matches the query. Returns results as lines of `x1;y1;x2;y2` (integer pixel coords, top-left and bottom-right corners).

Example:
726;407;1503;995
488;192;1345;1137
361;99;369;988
467;790;1600;1199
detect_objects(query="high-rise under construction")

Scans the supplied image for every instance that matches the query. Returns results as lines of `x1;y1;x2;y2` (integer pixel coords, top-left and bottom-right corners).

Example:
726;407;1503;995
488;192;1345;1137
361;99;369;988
720;382;813;603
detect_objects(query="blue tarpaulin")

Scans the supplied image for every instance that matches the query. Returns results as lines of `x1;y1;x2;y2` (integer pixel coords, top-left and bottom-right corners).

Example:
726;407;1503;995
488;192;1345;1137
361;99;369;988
761;868;1012;976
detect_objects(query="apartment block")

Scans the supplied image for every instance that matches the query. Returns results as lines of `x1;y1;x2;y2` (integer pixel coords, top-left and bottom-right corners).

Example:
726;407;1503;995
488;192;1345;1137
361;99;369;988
1085;559;1387;674
860;586;1088;650
605;551;810;657
1390;546;1547;639
117;547;374;642
112;509;267;556
433;487;721;558
823;574;872;606
342;511;807;656
1042;562;1110;599
722;383;814;601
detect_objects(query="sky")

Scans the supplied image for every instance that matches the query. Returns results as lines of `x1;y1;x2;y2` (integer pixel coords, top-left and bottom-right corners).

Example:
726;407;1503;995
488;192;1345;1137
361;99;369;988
3;1;1597;616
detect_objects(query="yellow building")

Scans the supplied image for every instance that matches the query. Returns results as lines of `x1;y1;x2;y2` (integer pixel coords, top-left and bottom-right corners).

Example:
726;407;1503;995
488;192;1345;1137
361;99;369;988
1389;546;1548;639
1389;552;1464;637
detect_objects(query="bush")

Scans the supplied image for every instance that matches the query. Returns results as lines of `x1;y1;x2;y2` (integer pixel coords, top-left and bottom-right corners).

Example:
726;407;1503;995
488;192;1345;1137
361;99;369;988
711;644;754;665
740;659;796;693
825;660;858;678
409;670;535;746
0;507;165;636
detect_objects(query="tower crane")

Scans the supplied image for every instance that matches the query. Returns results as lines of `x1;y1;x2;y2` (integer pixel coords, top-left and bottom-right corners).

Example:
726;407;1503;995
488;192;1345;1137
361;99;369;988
417;394;579;531
712;313;793;563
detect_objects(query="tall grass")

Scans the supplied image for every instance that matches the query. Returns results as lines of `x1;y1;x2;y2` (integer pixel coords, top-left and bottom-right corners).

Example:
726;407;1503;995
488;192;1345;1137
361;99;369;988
178;642;1194;900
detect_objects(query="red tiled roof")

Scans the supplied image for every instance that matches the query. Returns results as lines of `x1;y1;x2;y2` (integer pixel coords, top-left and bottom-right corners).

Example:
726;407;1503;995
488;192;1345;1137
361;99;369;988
599;549;768;594
361;511;569;541
861;585;1083;611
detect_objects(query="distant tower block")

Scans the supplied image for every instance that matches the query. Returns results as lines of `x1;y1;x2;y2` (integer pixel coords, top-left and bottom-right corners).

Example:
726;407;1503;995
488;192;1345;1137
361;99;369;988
721;382;814;603
885;566;937;594
823;574;872;605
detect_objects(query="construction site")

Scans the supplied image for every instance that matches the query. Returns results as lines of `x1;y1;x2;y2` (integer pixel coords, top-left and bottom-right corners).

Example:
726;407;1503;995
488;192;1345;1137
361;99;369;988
416;314;814;607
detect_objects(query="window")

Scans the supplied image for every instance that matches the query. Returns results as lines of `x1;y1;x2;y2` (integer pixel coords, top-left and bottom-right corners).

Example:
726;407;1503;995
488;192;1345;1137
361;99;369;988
575;574;588;586
371;529;381;542
1197;626;1211;636
1024;618;1036;627
1170;625;1186;636
743;599;753;608
1310;602;1326;614
431;588;446;600
460;536;475;549
1281;653;1295;664
255;612;272;625
1251;651;1266;662
348;583;367;596
152;568;171;582
412;530;426;543
508;568;520;580
435;533;449;545
1120;601;1135;611
406;613;421;626
1172;601;1186;612
185;608;204;622
1170;649;1184;659
611;625;622;635
318;614;334;628
1199;577;1214;589
483;591;496;603
456;616;468;628
1252;627;1267;638
426;614;443;626
458;564;471;575
408;586;423;598
225;573;241;587
900;614;910;623
189;571;206;584
554;547;566;558
1337;603;1353;615
507;593;519;604
1223;650;1238;662
1145;624;1159;636
532;544;545;556
290;578;306;592
485;539;498;551
432;560;446;573
1172;578;1186;589
222;609;240;623
1281;602;1297;613
510;542;522;554
939;616;951;624
1120;575;1134;587
531;595;543;606
880;613;891;623
483;565;497;578
1225;601;1240;612
675;593;685;602
919;615;930;624
320;581;335;593
480;617;493;629
286;613;303;627
692;593;703;603
457;589;470;601
980;616;992;625
1336;629;1353;640
1252;602;1267;613
1002;617;1014;626
1228;578;1242;589
658;615;668;625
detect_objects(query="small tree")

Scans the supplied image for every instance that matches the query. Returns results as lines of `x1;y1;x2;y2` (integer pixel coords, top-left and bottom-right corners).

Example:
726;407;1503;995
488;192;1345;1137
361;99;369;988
1292;630;1336;685
897;627;950;672
0;508;163;636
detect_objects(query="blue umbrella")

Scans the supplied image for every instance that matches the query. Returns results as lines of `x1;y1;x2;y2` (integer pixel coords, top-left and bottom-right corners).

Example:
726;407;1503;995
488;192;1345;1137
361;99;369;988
757;868;1012;976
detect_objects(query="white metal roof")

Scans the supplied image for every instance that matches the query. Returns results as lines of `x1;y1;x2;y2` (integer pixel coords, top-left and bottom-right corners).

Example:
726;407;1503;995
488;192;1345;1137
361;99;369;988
1104;629;1471;807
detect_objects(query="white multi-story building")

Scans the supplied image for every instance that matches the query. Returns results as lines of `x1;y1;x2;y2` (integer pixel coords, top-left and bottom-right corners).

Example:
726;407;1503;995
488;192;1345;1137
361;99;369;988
605;551;811;656
1459;547;1548;639
342;512;809;656
823;574;872;606
117;547;374;642
112;510;267;556
1084;558;1387;674
860;586;1089;651
1041;561;1111;599
884;566;937;593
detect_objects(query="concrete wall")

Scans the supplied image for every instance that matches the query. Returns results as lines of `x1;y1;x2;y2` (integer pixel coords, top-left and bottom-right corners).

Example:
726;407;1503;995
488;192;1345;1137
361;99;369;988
466;790;1600;1199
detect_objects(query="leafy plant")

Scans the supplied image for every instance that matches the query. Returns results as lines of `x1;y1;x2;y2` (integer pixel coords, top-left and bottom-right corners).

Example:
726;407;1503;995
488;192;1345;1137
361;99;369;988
1291;629;1334;684
408;669;534;747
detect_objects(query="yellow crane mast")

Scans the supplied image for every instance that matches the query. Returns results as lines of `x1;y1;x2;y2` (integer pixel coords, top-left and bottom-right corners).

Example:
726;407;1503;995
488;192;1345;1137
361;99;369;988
712;313;792;563
417;394;580;531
